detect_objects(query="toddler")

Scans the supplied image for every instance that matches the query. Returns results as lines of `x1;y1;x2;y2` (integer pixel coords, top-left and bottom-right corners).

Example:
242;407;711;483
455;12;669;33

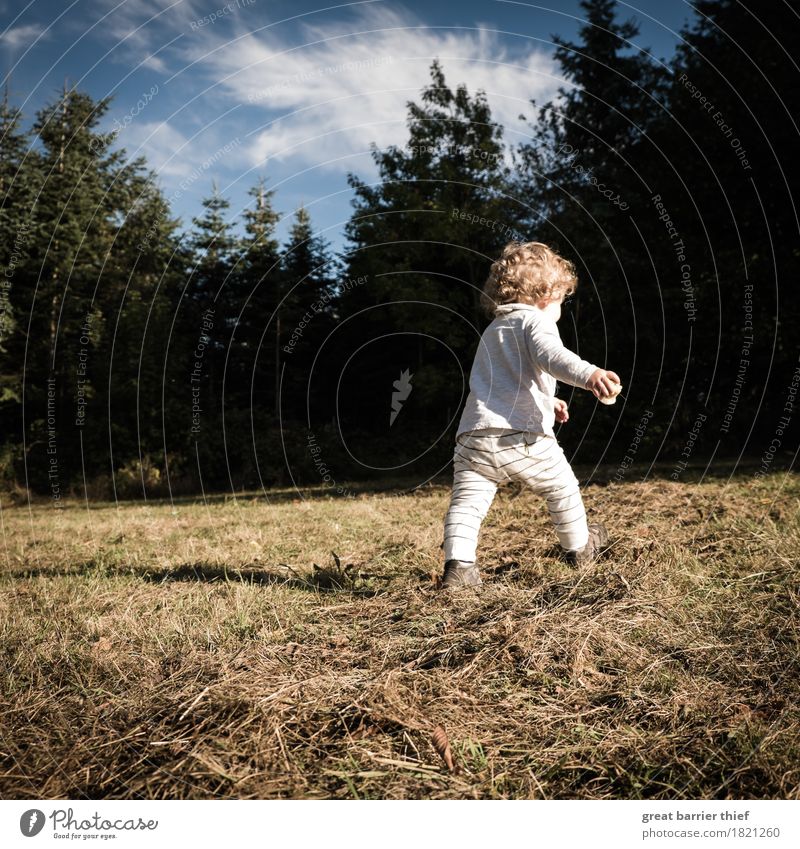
441;241;621;589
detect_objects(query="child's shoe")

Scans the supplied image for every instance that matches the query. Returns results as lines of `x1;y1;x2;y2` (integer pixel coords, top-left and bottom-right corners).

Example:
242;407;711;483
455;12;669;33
441;559;482;588
564;523;609;567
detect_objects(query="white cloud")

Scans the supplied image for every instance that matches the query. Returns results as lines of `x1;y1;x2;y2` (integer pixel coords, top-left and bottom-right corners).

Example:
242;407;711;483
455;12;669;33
180;4;561;173
1;23;46;49
89;1;562;196
89;0;200;73
118;119;193;179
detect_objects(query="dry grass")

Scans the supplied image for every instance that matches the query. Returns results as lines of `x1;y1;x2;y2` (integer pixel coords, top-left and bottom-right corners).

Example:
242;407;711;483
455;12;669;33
1;470;798;799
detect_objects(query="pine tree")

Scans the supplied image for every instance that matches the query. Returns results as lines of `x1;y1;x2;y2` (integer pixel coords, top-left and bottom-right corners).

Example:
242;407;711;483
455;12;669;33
513;0;671;456
31;87;115;354
186;181;236;375
0;85;37;378
20;85;118;490
0;85;39;485
237;176;282;410
663;0;800;449
223;177;284;485
243;177;281;256
99;164;187;493
179;183;237;487
335;59;516;469
552;0;665;157
279;204;337;421
282;205;334;319
516;0;669;231
344;59;514;328
188;181;236;305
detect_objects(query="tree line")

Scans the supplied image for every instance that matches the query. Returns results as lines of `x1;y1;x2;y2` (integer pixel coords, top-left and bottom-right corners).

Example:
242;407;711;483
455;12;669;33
1;0;797;499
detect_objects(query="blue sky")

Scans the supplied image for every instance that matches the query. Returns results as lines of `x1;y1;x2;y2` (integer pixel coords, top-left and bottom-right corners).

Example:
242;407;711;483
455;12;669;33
1;0;699;258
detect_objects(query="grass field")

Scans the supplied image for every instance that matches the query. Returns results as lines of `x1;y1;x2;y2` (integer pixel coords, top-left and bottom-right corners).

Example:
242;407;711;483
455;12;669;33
1;470;798;799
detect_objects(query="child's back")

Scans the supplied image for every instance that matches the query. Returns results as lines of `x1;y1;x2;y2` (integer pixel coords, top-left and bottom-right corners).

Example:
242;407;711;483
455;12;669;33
458;302;599;439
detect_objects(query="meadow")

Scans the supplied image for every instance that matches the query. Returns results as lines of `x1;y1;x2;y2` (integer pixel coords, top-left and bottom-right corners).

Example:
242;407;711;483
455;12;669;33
1;469;798;799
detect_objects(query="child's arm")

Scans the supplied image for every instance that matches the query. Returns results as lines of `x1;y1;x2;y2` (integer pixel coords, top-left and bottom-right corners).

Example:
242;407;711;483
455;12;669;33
527;319;620;399
525;318;599;389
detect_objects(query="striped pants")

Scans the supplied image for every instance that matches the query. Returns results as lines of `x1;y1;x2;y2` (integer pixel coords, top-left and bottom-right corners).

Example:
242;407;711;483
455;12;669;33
443;428;589;563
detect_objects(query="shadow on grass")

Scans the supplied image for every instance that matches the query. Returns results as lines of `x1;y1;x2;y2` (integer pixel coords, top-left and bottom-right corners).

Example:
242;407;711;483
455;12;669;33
3;556;394;596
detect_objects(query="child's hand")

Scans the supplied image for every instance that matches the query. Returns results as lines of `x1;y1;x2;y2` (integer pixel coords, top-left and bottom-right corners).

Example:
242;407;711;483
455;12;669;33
554;398;569;423
587;368;621;399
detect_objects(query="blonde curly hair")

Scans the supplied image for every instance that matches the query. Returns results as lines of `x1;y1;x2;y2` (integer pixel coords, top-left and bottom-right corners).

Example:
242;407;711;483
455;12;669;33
480;241;578;317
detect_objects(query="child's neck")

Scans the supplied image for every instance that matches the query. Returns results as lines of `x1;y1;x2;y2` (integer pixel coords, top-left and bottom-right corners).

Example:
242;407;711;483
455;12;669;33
536;300;562;322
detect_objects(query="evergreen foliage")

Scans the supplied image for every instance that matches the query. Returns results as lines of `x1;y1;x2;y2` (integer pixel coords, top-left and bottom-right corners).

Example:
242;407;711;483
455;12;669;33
1;1;796;496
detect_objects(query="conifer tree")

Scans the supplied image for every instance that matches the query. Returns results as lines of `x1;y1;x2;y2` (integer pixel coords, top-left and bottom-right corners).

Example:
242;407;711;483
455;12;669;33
344;59;514;328
0;86;37;382
661;0;800;447
0;85;39;484
100;166;187;490
282;205;334;319
279;204;337;421
188;181;236;306
513;0;671;455
185;181;236;377
222;177;284;485
235;177;282;409
20;86;118;488
336;60;517;465
177;183;237;485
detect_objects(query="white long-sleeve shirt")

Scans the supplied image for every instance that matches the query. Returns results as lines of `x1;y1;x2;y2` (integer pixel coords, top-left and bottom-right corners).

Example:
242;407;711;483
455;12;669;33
456;302;599;438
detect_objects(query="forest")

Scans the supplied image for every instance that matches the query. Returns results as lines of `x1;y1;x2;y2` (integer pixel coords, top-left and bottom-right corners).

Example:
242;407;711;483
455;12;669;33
1;0;797;498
